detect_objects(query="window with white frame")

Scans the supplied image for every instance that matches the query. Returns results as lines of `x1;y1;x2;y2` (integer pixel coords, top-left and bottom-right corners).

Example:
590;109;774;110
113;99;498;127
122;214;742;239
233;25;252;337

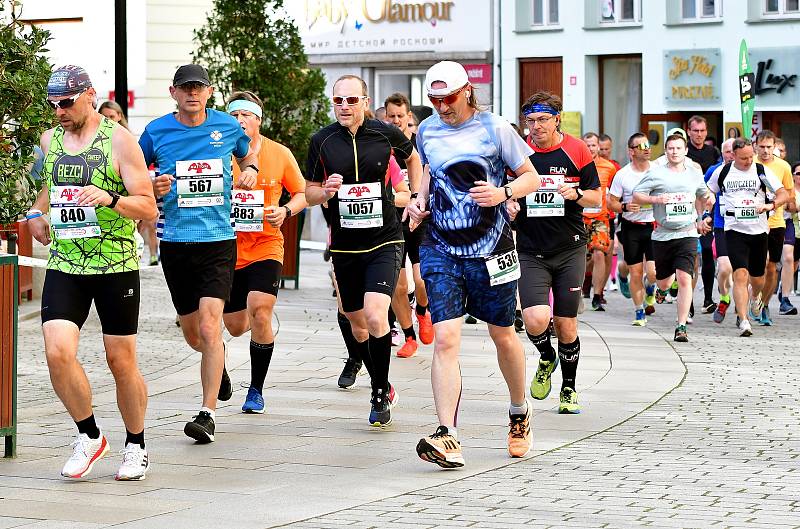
764;0;800;14
600;0;641;23
683;0;722;19
531;0;559;26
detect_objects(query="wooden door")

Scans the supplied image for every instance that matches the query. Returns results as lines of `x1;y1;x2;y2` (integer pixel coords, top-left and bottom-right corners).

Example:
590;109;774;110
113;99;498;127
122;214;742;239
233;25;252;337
519;58;563;126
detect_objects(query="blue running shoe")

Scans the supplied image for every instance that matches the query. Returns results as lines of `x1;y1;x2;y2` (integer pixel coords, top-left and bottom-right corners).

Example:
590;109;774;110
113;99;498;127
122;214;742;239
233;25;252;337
619;277;631;299
242;386;265;414
759;307;773;326
632;308;647;326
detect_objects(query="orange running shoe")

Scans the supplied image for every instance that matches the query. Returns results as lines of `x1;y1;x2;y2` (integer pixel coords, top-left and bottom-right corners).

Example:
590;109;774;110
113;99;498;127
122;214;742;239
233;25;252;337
507;404;532;458
417;312;434;345
397;337;418;358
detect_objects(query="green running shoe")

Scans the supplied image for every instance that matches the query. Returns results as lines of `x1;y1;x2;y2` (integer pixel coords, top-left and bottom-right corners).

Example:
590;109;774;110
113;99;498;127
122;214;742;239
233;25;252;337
530;356;559;400
559;387;580;414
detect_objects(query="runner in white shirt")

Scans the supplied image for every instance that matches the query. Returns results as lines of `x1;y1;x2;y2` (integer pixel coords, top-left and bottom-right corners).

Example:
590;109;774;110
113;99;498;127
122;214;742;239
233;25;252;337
706;138;788;337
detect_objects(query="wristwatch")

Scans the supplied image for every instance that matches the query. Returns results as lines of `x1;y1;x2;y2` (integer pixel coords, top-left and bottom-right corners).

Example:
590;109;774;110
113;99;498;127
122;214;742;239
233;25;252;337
503;185;513;199
107;190;121;209
284;205;292;218
246;164;259;173
622;203;628;212
574;188;584;201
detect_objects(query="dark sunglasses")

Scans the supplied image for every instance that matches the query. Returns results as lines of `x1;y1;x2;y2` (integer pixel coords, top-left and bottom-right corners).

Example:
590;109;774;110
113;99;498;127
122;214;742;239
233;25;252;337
332;95;366;106
47;90;85;110
428;85;467;108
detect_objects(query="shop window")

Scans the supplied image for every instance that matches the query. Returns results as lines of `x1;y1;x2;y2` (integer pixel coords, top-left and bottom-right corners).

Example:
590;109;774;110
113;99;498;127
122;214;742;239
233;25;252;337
683;0;722;19
765;0;800;14
600;0;641;23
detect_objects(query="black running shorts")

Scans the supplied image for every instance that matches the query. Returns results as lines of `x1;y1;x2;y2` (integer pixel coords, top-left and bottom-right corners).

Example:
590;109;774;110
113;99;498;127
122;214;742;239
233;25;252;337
619;218;654;265
160;239;237;315
713;228;728;258
652;238;697;281
518;245;586;318
332;243;402;313
41;269;140;335
726;230;768;277
768;227;786;263
223;259;282;314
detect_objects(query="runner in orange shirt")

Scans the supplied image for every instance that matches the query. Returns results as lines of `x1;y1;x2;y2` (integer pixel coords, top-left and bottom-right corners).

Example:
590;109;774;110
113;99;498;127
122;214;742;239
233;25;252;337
222;91;307;414
582;132;618;311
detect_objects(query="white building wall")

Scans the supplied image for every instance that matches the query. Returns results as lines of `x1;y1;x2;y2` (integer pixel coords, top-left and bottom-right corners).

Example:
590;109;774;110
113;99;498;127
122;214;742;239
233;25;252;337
500;0;800;127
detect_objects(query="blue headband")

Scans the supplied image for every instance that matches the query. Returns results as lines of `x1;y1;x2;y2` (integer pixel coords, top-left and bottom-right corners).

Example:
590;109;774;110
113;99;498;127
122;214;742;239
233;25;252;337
227;99;262;118
521;103;559;116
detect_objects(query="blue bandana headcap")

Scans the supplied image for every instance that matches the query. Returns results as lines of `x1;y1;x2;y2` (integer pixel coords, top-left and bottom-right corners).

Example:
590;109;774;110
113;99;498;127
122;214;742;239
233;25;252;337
521;103;559;116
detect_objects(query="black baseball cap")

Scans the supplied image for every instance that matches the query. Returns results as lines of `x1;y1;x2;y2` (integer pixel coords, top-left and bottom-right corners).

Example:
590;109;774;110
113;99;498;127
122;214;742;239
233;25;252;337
172;64;211;87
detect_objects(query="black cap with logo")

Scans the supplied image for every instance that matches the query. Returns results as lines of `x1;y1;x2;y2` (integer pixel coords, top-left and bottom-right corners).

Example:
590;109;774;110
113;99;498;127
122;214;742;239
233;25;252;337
172;64;211;87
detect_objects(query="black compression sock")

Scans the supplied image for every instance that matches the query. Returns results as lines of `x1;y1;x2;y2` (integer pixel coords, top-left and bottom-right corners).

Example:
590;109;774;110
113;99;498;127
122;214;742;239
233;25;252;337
250;341;274;393
368;332;392;393
402;326;416;341
415;303;428;316
125;429;145;449
527;330;556;362
388;307;396;327
337;311;360;361
355;338;372;376
75;414;100;439
558;338;581;390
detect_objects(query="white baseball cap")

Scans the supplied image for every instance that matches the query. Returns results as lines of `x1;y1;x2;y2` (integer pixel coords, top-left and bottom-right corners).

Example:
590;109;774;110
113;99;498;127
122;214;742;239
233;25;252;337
425;61;469;96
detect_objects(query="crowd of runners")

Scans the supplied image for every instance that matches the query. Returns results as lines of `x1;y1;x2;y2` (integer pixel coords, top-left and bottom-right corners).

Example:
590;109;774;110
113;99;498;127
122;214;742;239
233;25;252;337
25;60;797;480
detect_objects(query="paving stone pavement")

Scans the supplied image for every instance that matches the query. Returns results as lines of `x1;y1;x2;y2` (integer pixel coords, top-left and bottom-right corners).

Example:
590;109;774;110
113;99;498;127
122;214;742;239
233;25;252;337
2;250;796;528
286;285;800;529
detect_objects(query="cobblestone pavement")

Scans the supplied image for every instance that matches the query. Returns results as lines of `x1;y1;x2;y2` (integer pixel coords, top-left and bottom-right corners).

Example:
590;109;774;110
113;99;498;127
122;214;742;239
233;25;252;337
3;249;797;528
286;289;800;529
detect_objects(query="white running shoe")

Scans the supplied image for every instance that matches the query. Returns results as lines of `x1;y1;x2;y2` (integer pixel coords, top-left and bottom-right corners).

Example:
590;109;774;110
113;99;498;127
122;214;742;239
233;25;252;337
116;443;150;481
61;432;109;478
738;319;753;337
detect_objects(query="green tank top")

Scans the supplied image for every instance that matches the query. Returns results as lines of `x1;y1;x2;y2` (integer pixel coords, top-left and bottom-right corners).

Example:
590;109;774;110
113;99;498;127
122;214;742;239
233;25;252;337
43;117;138;274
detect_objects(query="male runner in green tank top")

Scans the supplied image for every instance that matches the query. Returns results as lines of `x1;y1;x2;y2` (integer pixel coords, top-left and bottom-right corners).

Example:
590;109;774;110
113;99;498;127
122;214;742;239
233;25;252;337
26;65;158;480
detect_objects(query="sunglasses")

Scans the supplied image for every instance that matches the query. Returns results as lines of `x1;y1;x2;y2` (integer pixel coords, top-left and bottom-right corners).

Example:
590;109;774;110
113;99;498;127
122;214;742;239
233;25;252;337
428;86;467;108
630;142;651;150
332;95;366;106
47;90;85;110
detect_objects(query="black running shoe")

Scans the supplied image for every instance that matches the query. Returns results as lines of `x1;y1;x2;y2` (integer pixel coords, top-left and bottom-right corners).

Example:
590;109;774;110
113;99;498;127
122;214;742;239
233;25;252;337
184;411;215;443
369;385;397;427
218;365;233;401
702;301;717;314
338;357;362;389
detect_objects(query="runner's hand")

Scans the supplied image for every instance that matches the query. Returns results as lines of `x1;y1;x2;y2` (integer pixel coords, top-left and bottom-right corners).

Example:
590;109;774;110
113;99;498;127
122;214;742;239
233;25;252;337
323;173;343;199
697;218;712;235
265;205;286;228
558;184;579;201
470;180;503;207
28;216;51;245
626;203;641;213
237;169;257;190
757;203;773;214
408;195;430;228
506;199;520;221
76;185;112;207
153;174;174;198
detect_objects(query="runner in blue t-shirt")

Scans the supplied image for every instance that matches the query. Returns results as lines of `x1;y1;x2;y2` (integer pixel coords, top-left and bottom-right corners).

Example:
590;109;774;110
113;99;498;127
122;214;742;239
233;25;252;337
139;64;259;444
704;138;735;323
407;62;540;468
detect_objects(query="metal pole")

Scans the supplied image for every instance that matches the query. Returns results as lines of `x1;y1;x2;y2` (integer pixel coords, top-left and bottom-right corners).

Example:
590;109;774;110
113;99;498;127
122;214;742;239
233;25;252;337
114;0;128;116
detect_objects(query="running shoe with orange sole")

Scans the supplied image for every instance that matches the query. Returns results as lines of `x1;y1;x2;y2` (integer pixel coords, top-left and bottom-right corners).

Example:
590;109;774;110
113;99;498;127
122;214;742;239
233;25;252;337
507;404;532;458
417;311;434;345
397;337;419;358
416;425;464;468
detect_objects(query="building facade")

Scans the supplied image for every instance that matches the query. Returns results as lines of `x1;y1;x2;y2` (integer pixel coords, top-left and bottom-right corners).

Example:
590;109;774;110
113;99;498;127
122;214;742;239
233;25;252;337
500;0;800;162
287;0;497;117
